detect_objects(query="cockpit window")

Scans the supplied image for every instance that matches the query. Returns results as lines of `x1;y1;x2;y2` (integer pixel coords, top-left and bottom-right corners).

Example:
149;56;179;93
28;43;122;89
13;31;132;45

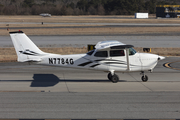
86;49;95;56
129;48;136;55
94;51;108;57
110;50;125;57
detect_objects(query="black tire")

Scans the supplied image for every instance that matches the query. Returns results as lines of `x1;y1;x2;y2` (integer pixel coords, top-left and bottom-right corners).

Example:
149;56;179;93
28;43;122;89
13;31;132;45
107;73;112;81
141;75;148;82
111;74;119;83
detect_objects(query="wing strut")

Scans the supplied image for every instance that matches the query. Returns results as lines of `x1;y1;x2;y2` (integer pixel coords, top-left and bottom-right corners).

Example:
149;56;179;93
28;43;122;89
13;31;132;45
125;48;130;71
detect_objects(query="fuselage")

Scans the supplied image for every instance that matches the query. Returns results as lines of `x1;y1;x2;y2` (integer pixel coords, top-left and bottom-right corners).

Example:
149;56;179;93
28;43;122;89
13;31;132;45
37;48;162;73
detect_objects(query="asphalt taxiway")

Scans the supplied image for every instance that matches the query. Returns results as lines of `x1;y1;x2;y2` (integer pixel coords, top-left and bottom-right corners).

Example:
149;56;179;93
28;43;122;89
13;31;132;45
0;92;180;119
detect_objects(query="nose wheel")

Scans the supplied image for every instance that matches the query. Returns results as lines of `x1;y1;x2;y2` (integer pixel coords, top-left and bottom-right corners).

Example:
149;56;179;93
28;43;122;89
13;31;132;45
141;72;148;82
107;72;119;83
141;75;148;82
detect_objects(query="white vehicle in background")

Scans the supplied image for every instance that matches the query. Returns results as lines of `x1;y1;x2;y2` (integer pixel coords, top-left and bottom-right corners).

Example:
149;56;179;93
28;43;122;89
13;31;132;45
9;31;165;83
135;13;148;18
39;13;51;17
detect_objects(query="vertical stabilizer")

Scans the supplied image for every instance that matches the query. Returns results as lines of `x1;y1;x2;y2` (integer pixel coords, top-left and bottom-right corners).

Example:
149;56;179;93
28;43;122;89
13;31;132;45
9;31;45;62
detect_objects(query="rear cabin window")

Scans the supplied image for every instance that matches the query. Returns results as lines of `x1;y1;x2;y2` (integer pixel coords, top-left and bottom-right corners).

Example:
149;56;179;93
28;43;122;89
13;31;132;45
94;51;108;57
110;50;125;57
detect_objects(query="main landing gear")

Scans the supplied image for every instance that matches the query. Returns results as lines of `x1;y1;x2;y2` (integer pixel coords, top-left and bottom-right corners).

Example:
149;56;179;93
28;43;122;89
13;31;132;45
141;71;148;82
107;72;119;83
107;71;149;83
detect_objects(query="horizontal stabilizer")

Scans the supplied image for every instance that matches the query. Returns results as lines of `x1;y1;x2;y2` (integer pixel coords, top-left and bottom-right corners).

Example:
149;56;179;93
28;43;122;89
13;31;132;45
23;58;42;62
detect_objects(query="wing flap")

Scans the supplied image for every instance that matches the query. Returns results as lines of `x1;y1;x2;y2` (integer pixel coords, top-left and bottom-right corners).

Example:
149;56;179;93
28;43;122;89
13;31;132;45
111;45;134;49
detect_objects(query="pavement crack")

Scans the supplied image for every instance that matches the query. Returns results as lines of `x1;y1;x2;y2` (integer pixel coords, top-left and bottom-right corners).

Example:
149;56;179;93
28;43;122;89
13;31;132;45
62;73;70;93
141;82;153;92
128;73;153;92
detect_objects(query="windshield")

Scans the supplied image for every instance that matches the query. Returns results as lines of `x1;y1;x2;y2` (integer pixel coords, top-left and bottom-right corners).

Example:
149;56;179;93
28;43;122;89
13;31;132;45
129;48;136;55
86;49;95;56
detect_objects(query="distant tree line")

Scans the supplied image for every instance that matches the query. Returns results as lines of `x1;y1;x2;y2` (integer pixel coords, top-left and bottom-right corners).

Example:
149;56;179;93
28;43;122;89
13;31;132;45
0;0;179;15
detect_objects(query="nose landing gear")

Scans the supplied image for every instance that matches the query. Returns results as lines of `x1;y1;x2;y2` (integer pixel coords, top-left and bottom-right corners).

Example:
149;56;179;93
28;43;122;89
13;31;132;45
141;71;148;82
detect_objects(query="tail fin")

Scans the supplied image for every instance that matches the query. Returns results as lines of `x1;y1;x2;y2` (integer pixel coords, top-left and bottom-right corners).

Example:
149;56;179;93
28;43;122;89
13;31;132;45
9;31;45;62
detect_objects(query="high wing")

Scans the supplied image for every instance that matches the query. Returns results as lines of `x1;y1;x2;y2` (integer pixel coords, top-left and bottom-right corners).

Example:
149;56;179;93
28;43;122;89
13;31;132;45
95;40;134;50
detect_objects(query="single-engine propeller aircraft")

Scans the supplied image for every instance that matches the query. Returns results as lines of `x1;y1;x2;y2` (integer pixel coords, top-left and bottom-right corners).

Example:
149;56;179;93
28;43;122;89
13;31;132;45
10;31;165;83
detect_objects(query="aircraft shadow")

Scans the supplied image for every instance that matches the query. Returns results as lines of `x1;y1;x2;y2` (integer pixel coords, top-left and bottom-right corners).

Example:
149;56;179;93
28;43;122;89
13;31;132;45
31;74;124;86
0;74;128;87
31;74;127;87
31;74;60;87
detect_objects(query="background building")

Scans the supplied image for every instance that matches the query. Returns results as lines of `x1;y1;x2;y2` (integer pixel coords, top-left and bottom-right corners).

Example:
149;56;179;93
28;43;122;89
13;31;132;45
156;5;180;18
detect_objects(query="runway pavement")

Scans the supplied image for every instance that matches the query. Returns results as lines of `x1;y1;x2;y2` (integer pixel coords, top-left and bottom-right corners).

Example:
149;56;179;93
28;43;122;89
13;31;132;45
1;22;180;26
1;35;180;48
0;92;180;119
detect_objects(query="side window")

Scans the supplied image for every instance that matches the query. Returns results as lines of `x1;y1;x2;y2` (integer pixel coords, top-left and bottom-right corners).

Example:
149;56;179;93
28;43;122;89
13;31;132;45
94;51;108;57
110;50;125;57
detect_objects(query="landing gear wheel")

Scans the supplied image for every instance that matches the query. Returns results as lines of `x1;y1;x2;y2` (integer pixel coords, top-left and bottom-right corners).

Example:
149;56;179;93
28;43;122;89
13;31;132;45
141;75;148;82
107;73;112;80
111;74;119;83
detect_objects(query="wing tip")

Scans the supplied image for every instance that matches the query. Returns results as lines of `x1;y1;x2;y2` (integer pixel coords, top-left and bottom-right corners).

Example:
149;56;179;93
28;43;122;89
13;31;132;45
9;30;24;34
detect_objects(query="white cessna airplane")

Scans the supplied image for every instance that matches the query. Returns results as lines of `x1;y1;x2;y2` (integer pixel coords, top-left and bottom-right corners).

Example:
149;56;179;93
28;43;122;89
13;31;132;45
10;31;165;83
